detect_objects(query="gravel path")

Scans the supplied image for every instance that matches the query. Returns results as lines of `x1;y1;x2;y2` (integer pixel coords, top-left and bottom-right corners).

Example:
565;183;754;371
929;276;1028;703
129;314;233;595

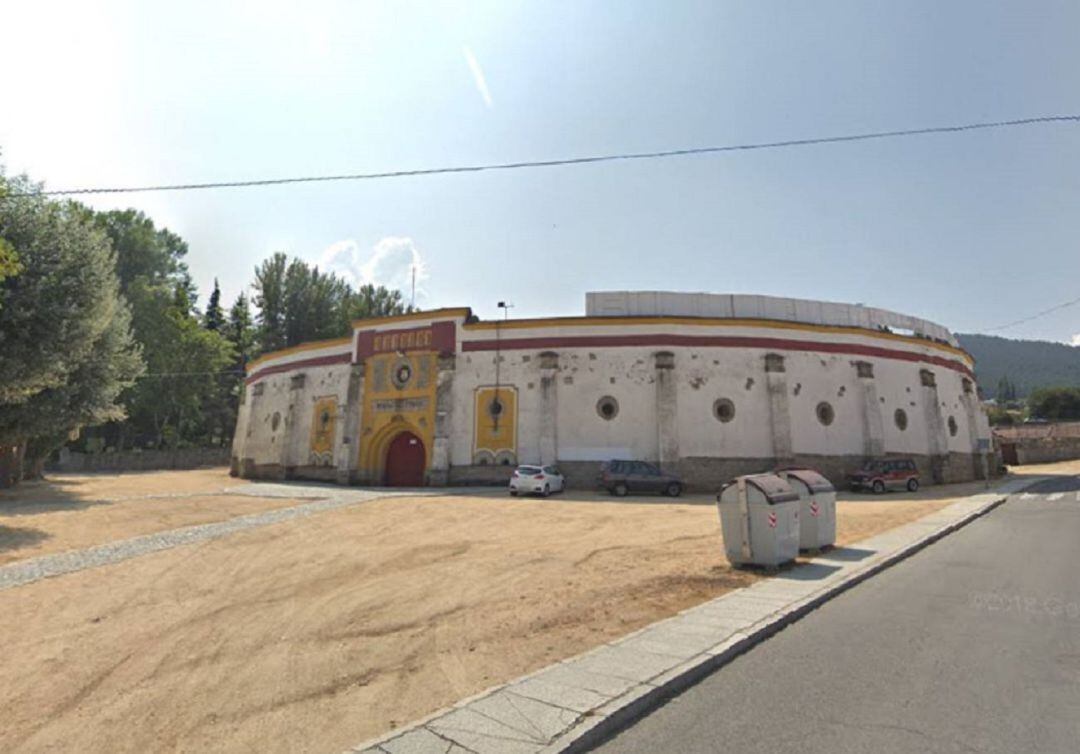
0;487;428;591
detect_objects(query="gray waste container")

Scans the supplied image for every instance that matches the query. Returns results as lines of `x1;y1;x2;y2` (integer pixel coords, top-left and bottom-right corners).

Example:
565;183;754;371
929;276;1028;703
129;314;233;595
780;468;836;551
716;473;800;567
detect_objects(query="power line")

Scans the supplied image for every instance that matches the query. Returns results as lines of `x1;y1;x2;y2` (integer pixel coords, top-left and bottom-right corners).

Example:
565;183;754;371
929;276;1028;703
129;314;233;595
5;114;1079;198
984;294;1080;333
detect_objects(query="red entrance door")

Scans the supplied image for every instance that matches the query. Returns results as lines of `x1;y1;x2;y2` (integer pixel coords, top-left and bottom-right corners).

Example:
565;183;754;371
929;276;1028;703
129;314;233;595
385;431;426;487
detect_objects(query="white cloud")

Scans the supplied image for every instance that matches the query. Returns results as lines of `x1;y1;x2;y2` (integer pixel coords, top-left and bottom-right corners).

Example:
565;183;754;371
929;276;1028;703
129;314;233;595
1070;333;1080;347
462;45;494;108
320;236;429;304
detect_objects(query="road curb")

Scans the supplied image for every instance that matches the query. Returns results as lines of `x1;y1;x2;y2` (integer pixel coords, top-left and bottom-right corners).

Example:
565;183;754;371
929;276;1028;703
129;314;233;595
351;476;1047;754
552;489;1018;753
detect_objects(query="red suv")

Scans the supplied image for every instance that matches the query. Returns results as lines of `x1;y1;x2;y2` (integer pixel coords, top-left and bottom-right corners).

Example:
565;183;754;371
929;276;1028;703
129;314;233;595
847;458;920;493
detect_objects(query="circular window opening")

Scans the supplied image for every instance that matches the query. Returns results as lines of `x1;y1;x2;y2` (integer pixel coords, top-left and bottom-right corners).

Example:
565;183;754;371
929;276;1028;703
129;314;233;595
596;396;619;420
488;398;504;418
948;415;959;436
713;398;736;423
816;401;835;427
894;408;908;431
391;359;413;389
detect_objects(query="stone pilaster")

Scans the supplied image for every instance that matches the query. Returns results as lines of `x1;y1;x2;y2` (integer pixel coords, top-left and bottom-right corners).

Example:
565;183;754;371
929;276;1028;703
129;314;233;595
654;351;679;470
538;351;559;465
855;361;885;458
920;369;948;483
428;354;456;486
336;364;364;485
280;373;305;479
764;353;793;463
960;377;985;479
234;383;256;477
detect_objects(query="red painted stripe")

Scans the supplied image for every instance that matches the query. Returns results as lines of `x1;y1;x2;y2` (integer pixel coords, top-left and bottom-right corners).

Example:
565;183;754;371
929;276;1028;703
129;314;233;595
246;352;351;384
462;334;973;378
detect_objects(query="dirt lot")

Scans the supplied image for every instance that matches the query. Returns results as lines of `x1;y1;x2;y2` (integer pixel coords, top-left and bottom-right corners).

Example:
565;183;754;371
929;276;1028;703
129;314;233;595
0;468;1026;753
0;469;293;565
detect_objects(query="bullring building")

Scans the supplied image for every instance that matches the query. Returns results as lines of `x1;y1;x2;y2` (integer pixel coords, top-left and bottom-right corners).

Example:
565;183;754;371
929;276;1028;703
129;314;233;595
231;291;992;489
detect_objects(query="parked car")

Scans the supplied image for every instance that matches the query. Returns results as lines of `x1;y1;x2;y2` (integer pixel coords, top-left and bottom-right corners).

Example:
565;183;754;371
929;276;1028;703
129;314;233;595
509;465;565;497
599;460;683;497
847;458;920;493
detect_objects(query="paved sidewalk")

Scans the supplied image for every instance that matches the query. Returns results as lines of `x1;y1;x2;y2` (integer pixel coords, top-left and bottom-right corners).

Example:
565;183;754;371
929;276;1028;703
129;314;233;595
350;476;1041;754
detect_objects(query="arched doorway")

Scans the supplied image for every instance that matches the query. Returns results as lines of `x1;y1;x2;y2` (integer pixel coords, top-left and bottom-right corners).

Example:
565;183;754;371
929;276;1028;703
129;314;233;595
384;431;426;486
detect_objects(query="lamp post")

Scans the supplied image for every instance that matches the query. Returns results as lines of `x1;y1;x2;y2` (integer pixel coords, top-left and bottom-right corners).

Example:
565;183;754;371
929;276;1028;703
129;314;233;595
493;302;513;433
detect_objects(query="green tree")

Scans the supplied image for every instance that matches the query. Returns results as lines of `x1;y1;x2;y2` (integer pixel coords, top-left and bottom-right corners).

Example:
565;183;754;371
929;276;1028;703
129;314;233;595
253;253;360;351
0;173;142;483
204;278;224;331
253;252;288;352
1027;386;1080;421
349;282;411;321
92;208;192;295
226;292;255;369
123;279;234;448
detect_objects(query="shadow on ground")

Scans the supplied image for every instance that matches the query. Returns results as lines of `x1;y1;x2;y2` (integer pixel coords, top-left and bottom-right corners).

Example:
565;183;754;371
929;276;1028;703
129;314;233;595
0;477;109;516
0;525;51;553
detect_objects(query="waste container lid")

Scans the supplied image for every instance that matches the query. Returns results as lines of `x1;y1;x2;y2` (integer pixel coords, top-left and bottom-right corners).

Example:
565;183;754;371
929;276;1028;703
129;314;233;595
780;468;834;494
720;473;800;504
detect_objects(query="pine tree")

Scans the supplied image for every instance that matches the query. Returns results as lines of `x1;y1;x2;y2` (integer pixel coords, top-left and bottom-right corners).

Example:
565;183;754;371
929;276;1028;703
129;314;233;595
226;293;255;369
204;278;224;331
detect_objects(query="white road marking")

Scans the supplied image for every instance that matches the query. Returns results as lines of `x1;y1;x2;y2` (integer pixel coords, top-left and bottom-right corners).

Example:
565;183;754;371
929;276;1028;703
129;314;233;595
1020;493;1037;500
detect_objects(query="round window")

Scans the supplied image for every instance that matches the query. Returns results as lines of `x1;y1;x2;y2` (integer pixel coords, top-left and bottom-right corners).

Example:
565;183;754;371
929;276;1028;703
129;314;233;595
713;398;736;423
488;398;504;418
894;408;908;431
392;362;413;388
596;396;619;420
948;415;959;436
816;401;835;426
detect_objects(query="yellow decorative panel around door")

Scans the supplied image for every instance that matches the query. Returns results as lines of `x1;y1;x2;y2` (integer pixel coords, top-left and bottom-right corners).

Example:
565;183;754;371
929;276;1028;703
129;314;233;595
358;351;438;479
309;396;337;465
473;386;517;466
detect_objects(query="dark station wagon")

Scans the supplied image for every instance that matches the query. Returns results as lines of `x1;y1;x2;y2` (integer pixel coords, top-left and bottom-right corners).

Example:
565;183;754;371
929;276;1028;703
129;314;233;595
598;460;683;497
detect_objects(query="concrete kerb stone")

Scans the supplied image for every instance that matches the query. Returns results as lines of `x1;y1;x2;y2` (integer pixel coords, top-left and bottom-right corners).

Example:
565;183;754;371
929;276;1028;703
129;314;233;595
349;476;1049;754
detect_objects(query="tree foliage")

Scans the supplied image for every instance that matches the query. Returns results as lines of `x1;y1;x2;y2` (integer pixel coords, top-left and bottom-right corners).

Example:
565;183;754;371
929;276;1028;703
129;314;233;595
0;171;142;479
204;278;224;331
1027;387;1080;421
122;279;234;448
75;211;233;451
252;253;409;352
91;208;192;295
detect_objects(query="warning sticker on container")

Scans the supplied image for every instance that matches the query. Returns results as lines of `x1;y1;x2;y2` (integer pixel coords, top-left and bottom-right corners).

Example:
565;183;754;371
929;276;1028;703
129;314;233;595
767;512;777;528
810;501;820;517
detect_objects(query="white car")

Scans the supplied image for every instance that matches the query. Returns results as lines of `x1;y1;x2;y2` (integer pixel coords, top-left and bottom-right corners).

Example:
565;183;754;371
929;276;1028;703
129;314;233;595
509;465;565;497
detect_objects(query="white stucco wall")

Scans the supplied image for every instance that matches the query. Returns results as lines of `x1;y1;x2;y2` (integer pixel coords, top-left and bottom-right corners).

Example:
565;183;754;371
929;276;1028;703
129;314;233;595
234;296;987;484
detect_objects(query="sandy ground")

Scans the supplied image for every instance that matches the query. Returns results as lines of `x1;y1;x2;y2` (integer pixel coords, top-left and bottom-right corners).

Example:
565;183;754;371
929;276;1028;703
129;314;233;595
0;469;297;566
0;466;1052;753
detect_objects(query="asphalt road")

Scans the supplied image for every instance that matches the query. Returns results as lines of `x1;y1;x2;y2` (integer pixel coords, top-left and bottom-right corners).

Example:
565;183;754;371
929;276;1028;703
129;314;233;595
594;476;1080;754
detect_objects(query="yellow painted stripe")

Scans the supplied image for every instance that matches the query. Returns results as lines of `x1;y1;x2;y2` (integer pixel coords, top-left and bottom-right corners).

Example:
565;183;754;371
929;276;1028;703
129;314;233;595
462;315;973;365
246;336;353;372
349;307;472;329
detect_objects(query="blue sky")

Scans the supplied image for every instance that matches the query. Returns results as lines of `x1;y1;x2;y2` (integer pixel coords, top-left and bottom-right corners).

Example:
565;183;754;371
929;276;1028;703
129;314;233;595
2;1;1079;342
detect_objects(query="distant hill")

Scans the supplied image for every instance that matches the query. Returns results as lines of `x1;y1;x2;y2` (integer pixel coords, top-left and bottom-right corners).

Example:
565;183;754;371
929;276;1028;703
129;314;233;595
956;334;1080;398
